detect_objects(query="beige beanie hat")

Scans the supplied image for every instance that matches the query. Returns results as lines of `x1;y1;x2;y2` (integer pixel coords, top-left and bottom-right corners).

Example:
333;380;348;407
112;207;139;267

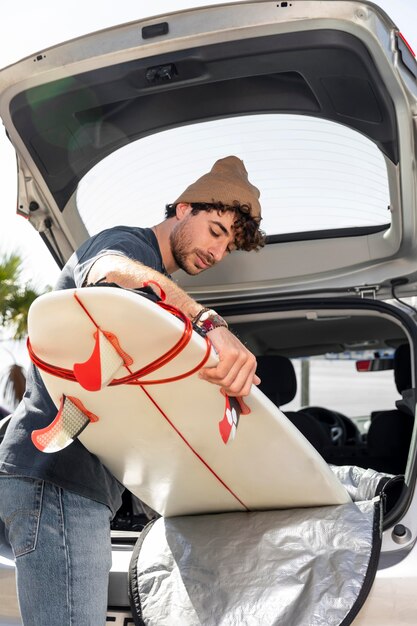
173;156;261;218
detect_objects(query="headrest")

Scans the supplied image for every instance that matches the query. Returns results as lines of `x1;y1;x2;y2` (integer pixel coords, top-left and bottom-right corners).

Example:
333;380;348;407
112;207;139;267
394;344;411;393
256;355;297;407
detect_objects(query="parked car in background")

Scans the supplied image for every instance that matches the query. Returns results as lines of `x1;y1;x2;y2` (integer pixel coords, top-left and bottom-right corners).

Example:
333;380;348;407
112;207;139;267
1;1;417;623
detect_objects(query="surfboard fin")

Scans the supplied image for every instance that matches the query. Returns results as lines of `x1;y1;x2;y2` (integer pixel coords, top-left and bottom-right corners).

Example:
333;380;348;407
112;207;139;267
219;396;241;444
73;329;128;391
31;395;99;453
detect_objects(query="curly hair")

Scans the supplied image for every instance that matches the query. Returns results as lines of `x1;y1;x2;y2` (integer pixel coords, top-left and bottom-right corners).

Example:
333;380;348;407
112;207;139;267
165;202;266;252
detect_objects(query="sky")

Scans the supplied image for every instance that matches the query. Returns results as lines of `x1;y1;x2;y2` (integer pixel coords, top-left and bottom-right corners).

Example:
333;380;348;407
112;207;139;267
0;0;416;379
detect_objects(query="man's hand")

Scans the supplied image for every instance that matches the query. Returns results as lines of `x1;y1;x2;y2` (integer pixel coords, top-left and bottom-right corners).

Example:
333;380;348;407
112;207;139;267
199;327;260;397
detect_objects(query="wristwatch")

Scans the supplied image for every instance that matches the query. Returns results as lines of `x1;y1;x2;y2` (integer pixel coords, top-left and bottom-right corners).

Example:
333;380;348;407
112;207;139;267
193;308;228;335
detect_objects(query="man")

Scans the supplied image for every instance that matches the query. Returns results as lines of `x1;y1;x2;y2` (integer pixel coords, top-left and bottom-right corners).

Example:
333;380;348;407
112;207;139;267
0;155;265;625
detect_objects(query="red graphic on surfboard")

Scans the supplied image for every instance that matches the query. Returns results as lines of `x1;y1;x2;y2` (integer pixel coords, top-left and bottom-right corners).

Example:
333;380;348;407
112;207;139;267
219;395;241;444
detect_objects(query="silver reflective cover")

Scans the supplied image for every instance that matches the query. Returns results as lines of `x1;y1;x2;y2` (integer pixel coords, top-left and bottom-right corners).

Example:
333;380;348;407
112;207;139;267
132;468;385;626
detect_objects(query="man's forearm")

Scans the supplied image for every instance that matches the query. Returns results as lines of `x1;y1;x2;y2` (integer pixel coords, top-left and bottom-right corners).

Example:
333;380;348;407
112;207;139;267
86;254;203;319
86;253;259;396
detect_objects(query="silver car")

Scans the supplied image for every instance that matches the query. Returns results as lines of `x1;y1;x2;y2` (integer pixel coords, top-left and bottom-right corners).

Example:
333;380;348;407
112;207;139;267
1;1;417;624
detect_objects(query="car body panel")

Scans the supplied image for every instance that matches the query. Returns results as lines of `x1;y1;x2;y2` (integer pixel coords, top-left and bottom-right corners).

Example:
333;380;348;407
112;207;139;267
351;543;417;625
0;556;20;625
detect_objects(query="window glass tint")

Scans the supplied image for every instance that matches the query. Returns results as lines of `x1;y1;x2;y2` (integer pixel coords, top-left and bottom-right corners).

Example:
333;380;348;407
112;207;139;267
77;114;390;237
286;356;400;432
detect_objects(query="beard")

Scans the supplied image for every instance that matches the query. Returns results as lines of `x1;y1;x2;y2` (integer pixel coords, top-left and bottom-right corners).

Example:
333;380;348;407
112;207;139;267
169;218;213;275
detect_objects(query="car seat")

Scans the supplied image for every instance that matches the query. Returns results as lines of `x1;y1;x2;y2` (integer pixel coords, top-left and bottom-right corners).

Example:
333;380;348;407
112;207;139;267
256;355;332;454
366;343;414;475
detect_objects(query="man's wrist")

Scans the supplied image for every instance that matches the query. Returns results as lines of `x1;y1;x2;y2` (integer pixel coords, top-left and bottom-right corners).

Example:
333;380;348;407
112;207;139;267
193;308;228;334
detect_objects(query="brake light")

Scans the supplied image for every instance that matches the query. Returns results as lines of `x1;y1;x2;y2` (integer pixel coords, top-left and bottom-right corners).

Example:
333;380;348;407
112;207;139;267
356;360;372;372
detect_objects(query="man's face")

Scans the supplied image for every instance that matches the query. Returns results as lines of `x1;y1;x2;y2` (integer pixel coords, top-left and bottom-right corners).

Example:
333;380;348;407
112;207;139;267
170;206;237;275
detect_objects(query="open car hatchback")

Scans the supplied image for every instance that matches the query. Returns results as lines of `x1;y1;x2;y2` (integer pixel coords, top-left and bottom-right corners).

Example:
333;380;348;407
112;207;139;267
1;1;417;624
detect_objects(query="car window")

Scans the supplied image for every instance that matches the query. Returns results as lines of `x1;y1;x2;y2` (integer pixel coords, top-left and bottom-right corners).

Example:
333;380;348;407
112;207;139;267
286;355;401;433
76;114;390;239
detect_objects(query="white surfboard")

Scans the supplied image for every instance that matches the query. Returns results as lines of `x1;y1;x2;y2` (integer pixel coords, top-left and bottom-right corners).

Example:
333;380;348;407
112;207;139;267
27;286;350;516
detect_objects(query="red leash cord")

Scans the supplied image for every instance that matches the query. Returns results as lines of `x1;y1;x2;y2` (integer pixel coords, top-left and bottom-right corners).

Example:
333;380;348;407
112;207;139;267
28;288;250;510
27;291;212;386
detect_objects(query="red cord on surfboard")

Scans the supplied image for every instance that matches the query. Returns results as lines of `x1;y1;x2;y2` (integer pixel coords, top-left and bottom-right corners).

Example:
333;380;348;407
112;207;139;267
27;290;211;387
28;287;219;449
27;285;351;515
28;287;252;511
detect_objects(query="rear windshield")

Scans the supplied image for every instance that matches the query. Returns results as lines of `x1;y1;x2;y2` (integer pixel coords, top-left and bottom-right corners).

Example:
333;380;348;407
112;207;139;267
76;114;390;238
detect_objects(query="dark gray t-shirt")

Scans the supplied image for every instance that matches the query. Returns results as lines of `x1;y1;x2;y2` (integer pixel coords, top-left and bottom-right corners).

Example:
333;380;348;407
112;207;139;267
0;226;167;516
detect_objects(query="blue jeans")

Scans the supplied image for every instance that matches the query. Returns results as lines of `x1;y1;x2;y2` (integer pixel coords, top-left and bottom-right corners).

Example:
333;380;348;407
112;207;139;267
0;476;112;626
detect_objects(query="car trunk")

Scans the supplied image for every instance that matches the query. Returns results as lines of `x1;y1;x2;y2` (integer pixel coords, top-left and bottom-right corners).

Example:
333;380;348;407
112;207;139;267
1;2;417;624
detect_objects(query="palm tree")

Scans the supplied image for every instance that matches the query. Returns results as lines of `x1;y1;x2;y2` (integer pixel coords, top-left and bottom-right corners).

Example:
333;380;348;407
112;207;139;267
0;252;43;339
0;252;47;410
0;353;27;411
